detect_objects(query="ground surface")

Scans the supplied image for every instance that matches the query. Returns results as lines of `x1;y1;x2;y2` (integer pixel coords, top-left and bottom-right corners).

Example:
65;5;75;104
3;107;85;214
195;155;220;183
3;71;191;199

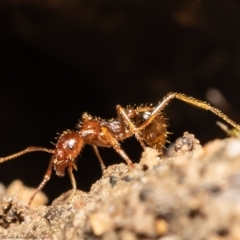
1;135;240;240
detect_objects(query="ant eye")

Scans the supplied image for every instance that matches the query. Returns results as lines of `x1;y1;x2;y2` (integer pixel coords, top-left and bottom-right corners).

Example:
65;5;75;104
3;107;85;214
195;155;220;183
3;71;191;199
67;139;75;150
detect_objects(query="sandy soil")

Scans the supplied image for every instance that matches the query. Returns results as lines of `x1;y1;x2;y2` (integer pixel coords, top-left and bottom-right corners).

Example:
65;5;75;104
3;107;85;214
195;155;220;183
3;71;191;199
1;134;240;240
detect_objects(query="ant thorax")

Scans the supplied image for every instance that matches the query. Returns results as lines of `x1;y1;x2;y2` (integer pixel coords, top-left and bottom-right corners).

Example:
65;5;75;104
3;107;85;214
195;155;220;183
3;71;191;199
78;113;124;147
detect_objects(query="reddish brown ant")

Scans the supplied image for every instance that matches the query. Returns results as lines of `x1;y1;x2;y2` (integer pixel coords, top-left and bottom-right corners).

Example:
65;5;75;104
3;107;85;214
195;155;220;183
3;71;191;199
0;92;240;205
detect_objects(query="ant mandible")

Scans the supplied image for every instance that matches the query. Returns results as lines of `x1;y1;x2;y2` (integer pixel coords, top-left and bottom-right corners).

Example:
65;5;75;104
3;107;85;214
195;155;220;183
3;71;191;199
1;92;240;205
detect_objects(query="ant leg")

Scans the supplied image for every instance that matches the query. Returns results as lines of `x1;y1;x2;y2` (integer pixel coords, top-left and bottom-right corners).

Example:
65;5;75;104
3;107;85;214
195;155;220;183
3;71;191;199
68;166;77;191
174;93;240;131
92;146;106;170
67;165;77;201
28;156;54;205
116;105;147;149
120;93;183;131
116;105;136;137
101;127;134;167
0;147;54;163
216;121;240;138
120;92;240;132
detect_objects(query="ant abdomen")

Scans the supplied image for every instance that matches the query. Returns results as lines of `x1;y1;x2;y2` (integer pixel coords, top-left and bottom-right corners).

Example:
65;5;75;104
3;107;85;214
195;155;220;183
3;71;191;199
140;114;168;153
125;106;168;153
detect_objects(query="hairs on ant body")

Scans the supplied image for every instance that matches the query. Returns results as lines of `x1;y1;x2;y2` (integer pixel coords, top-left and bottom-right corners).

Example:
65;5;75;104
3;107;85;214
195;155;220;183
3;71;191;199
1;92;240;205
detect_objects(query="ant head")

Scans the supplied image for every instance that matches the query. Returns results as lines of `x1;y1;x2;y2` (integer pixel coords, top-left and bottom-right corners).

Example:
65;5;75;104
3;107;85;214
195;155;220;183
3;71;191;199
53;130;83;176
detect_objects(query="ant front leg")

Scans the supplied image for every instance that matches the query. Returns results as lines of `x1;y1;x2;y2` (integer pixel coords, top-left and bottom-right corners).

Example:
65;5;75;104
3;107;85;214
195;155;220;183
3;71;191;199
0;147;54;163
0;147;55;205
28;155;54;205
67;165;77;198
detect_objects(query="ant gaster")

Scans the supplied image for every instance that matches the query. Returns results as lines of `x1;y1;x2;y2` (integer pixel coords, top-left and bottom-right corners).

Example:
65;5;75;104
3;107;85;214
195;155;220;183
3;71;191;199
1;92;240;205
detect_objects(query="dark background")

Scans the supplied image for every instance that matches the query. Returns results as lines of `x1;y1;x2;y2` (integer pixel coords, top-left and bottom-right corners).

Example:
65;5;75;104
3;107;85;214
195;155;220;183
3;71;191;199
0;0;240;203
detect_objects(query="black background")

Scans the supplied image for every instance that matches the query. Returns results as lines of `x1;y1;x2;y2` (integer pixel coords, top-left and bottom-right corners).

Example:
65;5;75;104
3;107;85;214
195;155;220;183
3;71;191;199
0;0;240;203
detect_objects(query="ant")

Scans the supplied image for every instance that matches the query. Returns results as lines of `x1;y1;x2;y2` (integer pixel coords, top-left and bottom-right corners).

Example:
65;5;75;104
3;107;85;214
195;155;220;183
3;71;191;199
0;92;240;205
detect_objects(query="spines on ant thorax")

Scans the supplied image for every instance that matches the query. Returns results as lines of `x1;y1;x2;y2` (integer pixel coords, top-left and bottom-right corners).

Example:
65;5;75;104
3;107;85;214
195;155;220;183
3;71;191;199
78;112;118;128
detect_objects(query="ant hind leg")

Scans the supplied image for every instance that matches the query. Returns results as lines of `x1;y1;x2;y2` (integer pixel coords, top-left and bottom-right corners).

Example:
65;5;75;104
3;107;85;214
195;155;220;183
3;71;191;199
101;127;134;167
